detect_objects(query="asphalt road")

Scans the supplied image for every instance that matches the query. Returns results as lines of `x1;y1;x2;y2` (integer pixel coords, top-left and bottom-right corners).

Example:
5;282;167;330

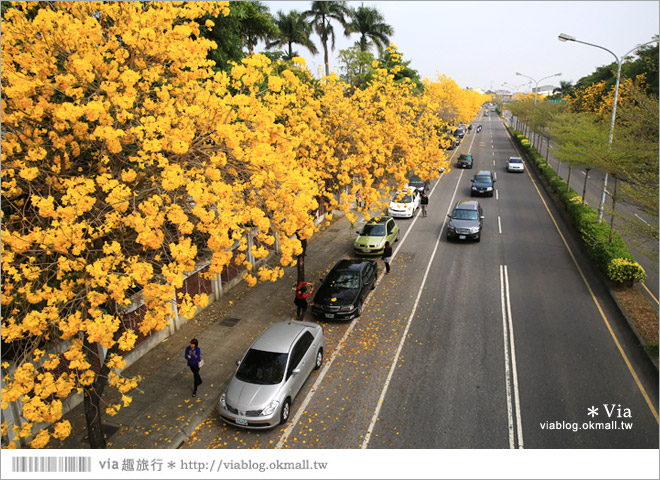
183;111;659;451
507;116;659;306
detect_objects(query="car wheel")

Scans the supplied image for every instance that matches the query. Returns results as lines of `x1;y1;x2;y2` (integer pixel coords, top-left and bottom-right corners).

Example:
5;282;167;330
475;234;481;243
357;300;363;317
315;348;323;370
371;274;377;290
280;398;291;425
395;232;400;242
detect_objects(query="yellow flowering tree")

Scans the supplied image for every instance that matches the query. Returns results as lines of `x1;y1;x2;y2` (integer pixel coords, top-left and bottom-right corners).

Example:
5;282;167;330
1;1;319;448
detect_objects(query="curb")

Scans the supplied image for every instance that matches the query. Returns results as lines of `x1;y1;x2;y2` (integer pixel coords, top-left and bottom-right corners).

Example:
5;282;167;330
504;123;659;372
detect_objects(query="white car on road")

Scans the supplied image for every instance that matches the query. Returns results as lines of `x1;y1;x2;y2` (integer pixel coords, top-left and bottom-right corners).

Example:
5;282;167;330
387;187;420;218
507;157;525;173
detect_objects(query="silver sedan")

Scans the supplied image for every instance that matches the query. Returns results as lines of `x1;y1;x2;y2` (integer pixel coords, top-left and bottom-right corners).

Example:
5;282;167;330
218;321;324;429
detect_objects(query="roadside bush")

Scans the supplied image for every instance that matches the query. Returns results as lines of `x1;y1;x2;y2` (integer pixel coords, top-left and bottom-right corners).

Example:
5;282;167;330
506;126;643;286
608;258;647;286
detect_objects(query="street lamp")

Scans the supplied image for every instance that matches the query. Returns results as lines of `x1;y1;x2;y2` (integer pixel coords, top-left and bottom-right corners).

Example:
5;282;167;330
558;33;659;223
515;71;562;104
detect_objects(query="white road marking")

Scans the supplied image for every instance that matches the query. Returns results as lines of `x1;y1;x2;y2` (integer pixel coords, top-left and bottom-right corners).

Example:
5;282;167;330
496;189;499;201
635;213;650;226
500;265;524;449
277;148;463;448
498;216;502;234
361;161;465;449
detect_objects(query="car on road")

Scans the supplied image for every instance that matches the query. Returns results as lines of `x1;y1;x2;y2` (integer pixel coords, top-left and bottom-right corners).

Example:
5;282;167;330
311;259;378;321
457;154;473;169
218;321;324;429
507;156;525;173
354;216;399;255
471;170;496;197
407;174;430;194
454;126;466;139
443;135;458;150
446;200;484;242
387;187;420;218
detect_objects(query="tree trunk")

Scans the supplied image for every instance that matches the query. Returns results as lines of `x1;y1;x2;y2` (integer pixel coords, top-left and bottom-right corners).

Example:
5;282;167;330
296;234;307;285
83;385;106;448
582;168;590;207
545;136;550;167
81;318;120;448
566;164;572;193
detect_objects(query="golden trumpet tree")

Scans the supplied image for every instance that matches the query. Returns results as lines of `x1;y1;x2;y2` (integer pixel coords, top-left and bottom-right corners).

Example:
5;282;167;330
1;1;319;448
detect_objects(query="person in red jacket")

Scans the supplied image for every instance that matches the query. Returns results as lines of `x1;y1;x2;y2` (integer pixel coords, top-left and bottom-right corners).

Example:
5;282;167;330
294;281;314;321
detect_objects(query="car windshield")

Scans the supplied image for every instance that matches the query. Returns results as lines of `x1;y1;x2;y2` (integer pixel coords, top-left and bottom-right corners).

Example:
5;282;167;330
509;158;522;163
236;349;288;385
327;270;360;289
392;193;413;203
408;176;422;184
474;175;491;183
453;209;479;220
360;224;386;236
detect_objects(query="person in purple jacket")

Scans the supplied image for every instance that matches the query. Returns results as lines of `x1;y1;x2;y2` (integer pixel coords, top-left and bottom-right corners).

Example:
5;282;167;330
184;338;203;397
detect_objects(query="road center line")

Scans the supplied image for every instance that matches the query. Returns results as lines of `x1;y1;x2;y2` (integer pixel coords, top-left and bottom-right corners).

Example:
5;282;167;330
500;265;524;449
503;126;660;423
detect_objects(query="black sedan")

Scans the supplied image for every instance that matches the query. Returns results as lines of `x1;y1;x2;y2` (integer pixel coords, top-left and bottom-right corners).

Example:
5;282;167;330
311;259;378;321
457;154;473;169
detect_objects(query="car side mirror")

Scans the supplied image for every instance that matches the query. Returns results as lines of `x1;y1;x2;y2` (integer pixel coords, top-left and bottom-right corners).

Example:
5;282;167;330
292;368;301;376
236;360;241;366
447;214;452;218
480;216;485;219
470;179;474;182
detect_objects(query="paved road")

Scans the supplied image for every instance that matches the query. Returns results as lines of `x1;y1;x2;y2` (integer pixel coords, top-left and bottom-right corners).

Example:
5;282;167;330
508;115;659;306
183;112;659;450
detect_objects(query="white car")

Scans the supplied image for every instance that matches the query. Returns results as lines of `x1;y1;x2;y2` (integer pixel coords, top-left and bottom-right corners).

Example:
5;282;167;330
507;157;525;173
387;187;420;218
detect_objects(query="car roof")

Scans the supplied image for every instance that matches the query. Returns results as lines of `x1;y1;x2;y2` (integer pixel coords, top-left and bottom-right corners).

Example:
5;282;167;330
366;216;392;225
455;199;480;210
251;321;313;353
475;170;493;176
332;258;372;272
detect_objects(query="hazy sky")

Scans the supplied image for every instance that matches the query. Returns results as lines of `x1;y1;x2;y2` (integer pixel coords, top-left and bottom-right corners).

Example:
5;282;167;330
261;1;659;91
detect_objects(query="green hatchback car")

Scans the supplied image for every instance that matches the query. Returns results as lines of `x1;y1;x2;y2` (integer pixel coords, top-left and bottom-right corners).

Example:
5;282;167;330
353;216;399;255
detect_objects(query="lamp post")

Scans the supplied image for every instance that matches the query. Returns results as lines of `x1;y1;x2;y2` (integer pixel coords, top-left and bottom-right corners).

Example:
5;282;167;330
515;71;561;104
514;72;560;149
558;33;659;223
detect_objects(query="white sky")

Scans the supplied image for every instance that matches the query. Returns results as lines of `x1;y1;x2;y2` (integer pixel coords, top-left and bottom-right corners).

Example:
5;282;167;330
260;1;659;91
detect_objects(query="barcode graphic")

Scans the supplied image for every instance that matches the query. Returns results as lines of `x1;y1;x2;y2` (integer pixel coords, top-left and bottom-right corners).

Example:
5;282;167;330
12;456;92;473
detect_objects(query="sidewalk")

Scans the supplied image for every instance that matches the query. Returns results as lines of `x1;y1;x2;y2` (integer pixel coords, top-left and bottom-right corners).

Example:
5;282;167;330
50;210;359;449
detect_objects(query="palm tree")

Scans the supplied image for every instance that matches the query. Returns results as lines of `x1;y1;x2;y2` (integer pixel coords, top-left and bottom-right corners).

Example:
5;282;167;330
554;80;574;99
346;4;393;54
302;1;351;77
268;10;318;60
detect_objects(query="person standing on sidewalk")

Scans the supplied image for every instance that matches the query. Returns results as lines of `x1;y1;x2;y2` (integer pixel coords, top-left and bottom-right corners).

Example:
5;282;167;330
420;192;429;217
381;242;393;274
294;281;314;320
185;338;203;397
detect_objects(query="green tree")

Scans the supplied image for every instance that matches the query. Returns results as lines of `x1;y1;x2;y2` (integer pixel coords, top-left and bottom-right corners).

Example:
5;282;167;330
376;44;423;93
199;1;278;71
609;84;659;263
346;4;393;54
303;1;351;77
337;46;375;89
268;9;318;60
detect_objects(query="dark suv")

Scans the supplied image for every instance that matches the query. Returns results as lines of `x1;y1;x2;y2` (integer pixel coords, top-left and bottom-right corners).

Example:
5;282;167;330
471;170;496;197
446;200;484;242
457;154;473;169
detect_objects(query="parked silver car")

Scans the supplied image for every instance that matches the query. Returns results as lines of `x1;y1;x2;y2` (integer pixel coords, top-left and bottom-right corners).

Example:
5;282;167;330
218;321;324;429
